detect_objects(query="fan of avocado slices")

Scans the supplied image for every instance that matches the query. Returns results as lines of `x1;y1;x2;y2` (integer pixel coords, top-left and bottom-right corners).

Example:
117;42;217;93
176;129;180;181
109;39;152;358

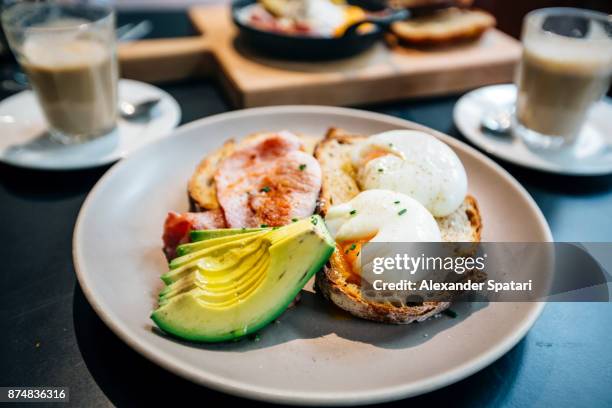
151;215;335;343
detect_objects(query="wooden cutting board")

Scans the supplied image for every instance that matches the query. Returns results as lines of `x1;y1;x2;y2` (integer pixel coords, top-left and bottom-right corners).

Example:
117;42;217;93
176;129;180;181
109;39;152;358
119;5;522;108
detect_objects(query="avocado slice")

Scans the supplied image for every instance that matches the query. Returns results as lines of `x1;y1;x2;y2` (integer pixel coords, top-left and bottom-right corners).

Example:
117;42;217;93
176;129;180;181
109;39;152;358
163;237;267;285
169;232;263;270
189;227;264;243
151;216;335;342
174;229;265;259
159;244;269;302
160;258;268;308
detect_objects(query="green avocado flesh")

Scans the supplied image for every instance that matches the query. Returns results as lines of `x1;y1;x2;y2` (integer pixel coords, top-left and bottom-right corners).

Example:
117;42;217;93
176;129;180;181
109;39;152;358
151;216;335;342
189;228;263;243
175;229;265;258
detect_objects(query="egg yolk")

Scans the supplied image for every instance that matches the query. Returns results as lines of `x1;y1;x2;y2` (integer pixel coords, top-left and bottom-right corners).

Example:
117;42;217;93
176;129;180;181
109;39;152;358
338;233;376;285
356;145;404;170
362;148;390;164
334;6;372;37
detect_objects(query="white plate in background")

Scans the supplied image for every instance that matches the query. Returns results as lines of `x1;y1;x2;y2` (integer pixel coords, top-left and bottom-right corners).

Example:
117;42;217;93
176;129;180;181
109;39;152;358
73;106;551;406
0;79;180;170
454;84;612;176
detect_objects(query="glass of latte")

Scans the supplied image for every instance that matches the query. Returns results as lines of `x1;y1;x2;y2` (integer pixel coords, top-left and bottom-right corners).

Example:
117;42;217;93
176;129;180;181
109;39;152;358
514;8;612;150
2;1;118;144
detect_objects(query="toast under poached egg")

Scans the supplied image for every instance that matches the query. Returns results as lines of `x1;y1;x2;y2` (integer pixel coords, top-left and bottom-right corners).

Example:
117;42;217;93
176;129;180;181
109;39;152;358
313;127;482;324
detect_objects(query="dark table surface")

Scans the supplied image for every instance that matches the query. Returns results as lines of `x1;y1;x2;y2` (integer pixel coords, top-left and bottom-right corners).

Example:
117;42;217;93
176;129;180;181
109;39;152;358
1;10;612;408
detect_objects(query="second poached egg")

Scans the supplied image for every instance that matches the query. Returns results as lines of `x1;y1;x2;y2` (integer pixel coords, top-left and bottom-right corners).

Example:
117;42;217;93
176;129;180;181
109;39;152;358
325;189;442;243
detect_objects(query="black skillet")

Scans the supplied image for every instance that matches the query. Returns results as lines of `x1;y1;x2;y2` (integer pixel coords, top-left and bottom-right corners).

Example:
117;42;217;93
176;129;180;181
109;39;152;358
231;0;409;60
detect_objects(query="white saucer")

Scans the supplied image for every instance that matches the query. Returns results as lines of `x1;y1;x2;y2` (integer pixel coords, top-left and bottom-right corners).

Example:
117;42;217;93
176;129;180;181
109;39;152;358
0;79;181;170
454;84;612;176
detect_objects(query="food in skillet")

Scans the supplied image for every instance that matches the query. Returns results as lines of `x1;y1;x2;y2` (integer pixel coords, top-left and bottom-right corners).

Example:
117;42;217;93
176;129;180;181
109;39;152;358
236;0;369;37
152;127;482;343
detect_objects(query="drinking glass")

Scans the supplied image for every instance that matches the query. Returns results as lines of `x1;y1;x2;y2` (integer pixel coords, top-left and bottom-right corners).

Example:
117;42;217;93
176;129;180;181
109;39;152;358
514;8;612;149
2;1;118;144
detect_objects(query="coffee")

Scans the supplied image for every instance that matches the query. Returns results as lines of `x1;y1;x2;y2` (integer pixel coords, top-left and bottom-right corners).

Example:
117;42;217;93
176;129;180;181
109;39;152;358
21;33;118;140
516;14;612;143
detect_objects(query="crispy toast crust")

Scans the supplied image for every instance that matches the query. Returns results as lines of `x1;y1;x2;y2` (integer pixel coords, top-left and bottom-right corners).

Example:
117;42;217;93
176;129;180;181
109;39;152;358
314;127;483;324
188;140;236;211
389;0;474;9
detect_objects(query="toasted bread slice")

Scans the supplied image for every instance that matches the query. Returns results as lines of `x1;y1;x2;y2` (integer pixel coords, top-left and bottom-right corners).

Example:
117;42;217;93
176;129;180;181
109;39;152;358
314;128;482;324
188;132;319;212
188;140;236;211
388;0;473;10
391;8;495;46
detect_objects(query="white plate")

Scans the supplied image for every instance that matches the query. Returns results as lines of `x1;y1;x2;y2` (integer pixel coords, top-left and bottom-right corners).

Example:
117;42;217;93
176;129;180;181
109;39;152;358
73;106;551;406
454;84;612;176
0;79;180;170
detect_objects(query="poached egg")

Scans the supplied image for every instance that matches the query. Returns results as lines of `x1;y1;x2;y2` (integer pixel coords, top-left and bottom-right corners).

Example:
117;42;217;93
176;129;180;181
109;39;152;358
324;189;441;274
352;130;467;217
325;189;442;243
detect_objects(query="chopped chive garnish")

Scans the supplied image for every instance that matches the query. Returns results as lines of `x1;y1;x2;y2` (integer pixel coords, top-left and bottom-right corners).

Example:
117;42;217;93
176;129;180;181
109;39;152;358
260;224;268;228
260;186;271;193
349;210;357;216
349;243;357;251
394;200;400;204
292;218;298;222
398;209;407;216
378;168;384;173
299;164;307;171
311;217;318;225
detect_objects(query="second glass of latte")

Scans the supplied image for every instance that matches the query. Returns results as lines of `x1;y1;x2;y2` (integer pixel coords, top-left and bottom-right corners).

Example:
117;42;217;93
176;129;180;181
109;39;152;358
514;8;612;150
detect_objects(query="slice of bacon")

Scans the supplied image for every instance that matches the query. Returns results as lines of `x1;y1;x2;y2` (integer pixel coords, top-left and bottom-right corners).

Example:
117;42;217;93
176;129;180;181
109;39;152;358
214;132;322;228
162;210;226;260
